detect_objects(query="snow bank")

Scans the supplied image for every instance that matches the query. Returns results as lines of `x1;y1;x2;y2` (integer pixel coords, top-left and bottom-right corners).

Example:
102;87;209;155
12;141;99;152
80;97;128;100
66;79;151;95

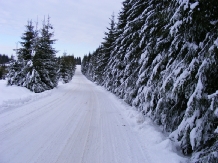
0;80;56;113
122;108;187;163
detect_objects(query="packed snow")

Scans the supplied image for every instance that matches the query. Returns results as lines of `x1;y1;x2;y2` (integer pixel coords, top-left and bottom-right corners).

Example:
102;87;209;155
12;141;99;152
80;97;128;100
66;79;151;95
0;80;54;114
0;66;187;163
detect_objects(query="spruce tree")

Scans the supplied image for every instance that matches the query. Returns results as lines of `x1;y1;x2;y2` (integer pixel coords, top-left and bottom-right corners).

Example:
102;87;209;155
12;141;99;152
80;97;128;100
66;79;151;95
18;20;35;60
95;13;116;85
81;0;218;162
59;52;76;83
81;54;89;74
75;57;81;65
7;20;36;87
33;17;58;92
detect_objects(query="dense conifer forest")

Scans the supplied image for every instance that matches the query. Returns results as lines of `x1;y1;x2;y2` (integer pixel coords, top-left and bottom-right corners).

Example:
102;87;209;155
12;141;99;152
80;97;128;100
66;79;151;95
81;0;218;162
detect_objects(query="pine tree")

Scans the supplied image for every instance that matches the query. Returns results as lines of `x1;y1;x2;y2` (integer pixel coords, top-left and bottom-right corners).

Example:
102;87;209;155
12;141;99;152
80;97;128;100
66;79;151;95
102;0;133;92
7;20;36;87
18;20;35;60
75;57;81;65
81;54;90;74
0;54;10;79
95;13;116;85
0;54;10;64
32;17;58;92
167;0;218;161
81;0;218;162
7;17;60;93
59;52;76;83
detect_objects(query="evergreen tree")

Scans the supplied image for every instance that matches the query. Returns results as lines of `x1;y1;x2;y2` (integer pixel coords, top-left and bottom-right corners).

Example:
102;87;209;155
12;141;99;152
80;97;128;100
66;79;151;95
59;52;76;83
7;17;60;93
18;20;35;60
0;54;10;64
0;54;10;79
32;17;58;92
103;0;139;94
0;65;7;79
95;13;116;85
81;0;218;162
75;57;81;65
81;54;90;74
7;20;36;87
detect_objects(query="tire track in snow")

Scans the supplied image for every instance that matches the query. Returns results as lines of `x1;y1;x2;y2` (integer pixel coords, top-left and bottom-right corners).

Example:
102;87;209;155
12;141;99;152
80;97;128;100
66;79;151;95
0;83;79;142
54;82;97;163
0;66;183;163
80;87;101;163
0;84;82;163
31;94;84;163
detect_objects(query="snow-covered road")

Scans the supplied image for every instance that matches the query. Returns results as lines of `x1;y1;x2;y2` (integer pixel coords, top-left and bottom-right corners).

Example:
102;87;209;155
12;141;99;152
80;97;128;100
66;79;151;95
0;66;186;163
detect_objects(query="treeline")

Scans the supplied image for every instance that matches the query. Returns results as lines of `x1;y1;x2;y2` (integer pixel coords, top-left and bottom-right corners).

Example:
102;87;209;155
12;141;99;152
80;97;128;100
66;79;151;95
75;57;81;65
0;64;7;79
0;54;11;64
82;0;218;162
0;54;11;79
7;17;76;92
58;53;76;84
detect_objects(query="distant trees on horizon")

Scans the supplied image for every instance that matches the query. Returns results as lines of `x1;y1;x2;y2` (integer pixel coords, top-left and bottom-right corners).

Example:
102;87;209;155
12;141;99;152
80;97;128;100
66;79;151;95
0;54;12;65
0;54;13;79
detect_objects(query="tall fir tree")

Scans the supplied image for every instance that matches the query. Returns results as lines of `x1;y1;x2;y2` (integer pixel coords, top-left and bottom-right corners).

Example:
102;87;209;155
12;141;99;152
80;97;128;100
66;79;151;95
18;20;35;60
94;13;116;85
7;20;36;87
7;17;60;93
59;52;76;83
33;17;58;92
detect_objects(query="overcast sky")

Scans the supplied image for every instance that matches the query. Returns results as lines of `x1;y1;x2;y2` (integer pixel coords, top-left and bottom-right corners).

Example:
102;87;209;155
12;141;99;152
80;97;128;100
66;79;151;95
0;0;123;58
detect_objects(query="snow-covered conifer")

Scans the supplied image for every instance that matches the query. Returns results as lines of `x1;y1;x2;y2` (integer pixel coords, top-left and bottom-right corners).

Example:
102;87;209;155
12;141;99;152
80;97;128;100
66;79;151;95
59;53;76;83
33;17;58;92
81;0;218;162
7;20;36;87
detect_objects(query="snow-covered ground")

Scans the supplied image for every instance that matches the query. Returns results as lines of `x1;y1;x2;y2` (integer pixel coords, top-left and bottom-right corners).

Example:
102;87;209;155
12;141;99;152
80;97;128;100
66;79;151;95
0;66;187;163
0;80;53;114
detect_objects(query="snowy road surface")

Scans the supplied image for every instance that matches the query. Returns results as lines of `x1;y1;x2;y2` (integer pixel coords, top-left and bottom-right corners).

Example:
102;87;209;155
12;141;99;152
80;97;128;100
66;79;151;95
0;66;186;163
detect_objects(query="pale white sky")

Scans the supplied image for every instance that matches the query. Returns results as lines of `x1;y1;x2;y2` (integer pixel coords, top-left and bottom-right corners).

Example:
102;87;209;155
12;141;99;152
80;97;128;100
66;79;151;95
0;0;123;58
